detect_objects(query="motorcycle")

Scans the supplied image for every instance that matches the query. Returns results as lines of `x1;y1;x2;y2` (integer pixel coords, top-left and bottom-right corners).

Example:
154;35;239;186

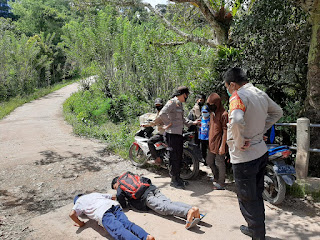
128;128;201;180
263;144;296;205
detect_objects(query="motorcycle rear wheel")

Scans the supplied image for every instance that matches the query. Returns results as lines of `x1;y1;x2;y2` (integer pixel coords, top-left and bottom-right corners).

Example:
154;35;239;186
263;165;286;205
129;143;148;167
180;148;200;180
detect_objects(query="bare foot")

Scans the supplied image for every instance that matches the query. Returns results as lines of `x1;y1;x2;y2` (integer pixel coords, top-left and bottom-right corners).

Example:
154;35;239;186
146;235;155;240
186;208;195;228
155;157;162;165
192;207;200;219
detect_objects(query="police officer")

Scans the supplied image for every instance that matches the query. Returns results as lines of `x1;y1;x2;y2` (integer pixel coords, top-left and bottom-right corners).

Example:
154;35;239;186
159;86;198;189
224;67;283;240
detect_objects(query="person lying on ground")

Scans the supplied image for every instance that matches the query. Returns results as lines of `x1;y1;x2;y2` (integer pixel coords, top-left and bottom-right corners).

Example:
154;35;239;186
111;172;206;230
69;192;155;240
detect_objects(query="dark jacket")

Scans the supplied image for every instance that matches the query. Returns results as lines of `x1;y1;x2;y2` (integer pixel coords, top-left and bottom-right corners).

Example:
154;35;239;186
116;176;157;211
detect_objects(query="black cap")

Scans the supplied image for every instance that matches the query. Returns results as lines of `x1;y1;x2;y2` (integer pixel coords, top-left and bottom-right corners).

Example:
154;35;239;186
154;98;163;105
175;86;189;96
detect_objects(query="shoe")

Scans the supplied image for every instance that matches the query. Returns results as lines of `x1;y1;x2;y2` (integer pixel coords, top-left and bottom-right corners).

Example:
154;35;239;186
200;213;207;221
185;218;200;230
212;182;225;190
170;177;185;189
170;180;185;189
240;225;253;237
177;176;189;186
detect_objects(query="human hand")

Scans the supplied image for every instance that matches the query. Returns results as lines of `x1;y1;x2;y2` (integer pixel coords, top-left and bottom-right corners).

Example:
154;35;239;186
263;135;268;142
219;146;225;155
240;139;251;151
74;221;85;228
111;194;116;200
193;120;200;125
163;123;172;130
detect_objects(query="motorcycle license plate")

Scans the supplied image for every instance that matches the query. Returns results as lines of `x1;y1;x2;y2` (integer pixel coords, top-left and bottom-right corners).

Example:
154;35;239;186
274;165;296;175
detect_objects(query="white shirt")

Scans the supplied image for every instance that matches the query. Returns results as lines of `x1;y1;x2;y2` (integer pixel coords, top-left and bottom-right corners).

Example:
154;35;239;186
72;193;120;226
227;83;283;164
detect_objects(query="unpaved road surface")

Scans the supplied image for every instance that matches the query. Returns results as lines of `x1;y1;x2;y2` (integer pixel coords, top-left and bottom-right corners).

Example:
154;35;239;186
1;82;320;240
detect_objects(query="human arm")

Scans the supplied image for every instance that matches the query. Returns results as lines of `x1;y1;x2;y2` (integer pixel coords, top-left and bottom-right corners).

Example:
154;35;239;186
116;188;128;208
228;109;246;150
69;210;85;227
264;96;283;133
159;100;176;126
219;113;228;155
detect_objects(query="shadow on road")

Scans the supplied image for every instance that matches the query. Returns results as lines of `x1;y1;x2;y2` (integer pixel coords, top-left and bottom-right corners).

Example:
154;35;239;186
76;219;113;239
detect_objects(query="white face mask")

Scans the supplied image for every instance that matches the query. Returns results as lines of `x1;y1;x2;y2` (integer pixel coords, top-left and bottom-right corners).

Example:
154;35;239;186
202;112;210;118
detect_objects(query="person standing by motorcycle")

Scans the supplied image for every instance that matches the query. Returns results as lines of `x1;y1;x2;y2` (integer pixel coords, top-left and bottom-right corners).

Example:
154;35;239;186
187;94;206;145
159;86;199;189
198;105;210;161
224;67;283;240
206;93;228;190
144;98;165;165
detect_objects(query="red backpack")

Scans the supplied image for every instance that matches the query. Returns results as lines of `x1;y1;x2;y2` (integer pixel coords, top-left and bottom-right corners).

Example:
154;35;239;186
117;172;150;199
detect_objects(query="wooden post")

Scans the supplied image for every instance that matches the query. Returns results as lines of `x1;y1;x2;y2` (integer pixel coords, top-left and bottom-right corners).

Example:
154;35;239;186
295;118;310;179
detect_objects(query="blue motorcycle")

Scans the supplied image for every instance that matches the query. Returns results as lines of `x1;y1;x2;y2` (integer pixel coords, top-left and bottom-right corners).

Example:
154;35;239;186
263;145;296;205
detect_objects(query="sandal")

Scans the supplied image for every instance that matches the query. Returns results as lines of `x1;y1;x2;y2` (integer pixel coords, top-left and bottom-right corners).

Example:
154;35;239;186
212;182;225;190
185;218;200;230
200;213;207;221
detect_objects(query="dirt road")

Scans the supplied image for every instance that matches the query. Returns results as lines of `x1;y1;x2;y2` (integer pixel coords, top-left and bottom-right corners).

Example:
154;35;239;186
0;82;320;240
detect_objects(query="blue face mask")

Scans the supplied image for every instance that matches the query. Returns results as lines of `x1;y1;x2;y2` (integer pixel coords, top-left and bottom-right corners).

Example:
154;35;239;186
227;88;232;97
202;112;210;118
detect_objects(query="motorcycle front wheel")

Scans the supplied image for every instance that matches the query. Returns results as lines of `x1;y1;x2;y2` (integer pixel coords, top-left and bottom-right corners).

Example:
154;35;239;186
263;165;286;205
128;143;148;167
180;148;200;180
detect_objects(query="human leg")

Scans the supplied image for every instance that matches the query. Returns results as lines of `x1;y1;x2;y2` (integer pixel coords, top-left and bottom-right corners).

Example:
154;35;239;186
146;189;190;218
147;134;161;159
200;140;209;160
232;152;268;240
206;152;218;181
102;207;141;240
167;134;184;188
113;206;150;240
215;154;226;186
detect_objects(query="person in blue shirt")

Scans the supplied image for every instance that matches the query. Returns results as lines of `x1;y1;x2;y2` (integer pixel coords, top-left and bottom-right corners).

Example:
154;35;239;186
198;105;210;161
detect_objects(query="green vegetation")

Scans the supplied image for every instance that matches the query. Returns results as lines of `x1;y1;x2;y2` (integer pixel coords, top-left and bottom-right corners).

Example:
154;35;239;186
63;86;141;157
287;182;320;202
1;0;319;180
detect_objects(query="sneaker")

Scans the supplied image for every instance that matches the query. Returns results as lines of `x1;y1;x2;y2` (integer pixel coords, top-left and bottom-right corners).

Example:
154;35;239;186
240;225;253;237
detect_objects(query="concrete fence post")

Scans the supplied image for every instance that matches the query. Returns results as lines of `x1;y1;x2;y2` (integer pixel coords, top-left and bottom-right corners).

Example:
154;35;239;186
295;117;310;179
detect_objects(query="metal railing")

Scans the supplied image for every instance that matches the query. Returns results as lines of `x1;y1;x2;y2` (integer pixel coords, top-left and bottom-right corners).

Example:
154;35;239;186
275;122;320;153
275;118;320;179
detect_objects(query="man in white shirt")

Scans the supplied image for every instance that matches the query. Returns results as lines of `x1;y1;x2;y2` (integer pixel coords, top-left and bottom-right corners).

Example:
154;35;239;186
69;192;155;240
224;67;283;240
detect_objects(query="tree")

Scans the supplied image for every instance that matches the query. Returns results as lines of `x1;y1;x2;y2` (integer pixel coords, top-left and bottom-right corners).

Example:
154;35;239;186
294;0;320;120
71;0;320;122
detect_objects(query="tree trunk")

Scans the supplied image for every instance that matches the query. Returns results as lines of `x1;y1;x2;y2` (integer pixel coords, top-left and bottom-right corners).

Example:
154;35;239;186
304;1;320;121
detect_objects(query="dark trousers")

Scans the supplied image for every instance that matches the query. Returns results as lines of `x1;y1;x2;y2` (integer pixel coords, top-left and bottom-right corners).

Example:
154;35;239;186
102;205;149;240
147;134;163;159
165;133;183;177
199;140;209;160
232;152;268;240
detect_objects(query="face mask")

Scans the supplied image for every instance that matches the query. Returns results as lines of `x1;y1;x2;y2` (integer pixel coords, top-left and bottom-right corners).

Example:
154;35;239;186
227;88;232;97
156;106;163;111
202;112;210;118
208;104;217;113
198;101;204;107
